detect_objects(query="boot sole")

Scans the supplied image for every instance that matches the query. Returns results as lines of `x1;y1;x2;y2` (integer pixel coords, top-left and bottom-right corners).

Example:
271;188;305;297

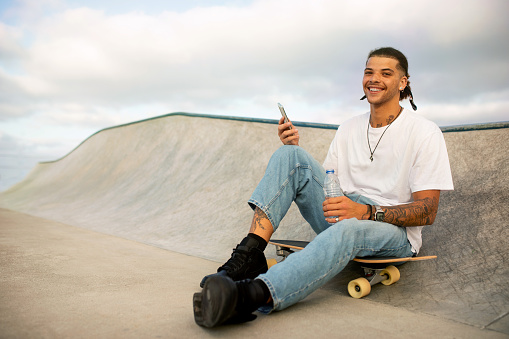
193;276;238;328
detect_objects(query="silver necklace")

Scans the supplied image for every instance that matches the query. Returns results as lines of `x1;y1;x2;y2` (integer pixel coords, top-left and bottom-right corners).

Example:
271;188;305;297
367;107;403;162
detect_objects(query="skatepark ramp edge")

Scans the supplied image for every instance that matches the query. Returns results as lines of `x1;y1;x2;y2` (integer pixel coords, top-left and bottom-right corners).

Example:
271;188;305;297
37;112;509;164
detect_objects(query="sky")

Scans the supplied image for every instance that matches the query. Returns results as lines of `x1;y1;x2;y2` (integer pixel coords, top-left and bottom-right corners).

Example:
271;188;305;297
1;0;508;191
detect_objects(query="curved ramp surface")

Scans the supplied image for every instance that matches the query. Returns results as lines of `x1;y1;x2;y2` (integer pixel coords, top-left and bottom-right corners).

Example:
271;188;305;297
0;114;333;258
1;114;508;334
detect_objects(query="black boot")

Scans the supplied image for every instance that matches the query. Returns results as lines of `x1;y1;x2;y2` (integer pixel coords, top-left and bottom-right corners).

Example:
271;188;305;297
200;235;268;288
193;275;270;328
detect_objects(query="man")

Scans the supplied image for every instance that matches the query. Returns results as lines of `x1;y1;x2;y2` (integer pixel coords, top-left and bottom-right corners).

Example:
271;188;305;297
193;47;454;328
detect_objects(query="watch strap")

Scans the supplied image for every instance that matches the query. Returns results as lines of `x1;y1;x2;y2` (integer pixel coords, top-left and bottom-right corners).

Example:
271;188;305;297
366;204;373;220
374;205;384;222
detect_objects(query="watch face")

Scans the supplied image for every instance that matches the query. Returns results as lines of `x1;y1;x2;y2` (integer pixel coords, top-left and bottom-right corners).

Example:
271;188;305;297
375;212;384;221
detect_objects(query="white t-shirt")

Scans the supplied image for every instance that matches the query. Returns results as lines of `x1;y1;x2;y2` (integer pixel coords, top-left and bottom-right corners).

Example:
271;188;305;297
322;109;454;253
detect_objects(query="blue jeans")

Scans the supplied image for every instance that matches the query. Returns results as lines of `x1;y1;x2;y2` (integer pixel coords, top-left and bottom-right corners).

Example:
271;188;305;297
247;146;413;312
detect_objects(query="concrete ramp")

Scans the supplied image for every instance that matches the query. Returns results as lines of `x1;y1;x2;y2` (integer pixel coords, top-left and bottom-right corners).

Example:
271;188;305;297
0;114;334;259
1;113;508;334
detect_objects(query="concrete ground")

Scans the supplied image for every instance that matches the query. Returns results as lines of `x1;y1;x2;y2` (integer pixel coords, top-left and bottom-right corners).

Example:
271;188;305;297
1;208;506;339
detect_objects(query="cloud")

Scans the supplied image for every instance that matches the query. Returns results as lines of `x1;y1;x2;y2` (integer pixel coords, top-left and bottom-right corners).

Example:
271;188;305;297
0;130;64;191
423;88;509;126
1;0;65;24
0;21;25;60
0;0;508;130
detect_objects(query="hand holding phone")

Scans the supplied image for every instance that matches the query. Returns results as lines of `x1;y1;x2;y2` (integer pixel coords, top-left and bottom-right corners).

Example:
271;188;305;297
277;103;299;146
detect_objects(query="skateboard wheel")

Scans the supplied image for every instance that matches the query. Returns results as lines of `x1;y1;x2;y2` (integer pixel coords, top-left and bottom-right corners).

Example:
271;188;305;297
348;278;371;299
380;265;400;285
266;258;278;269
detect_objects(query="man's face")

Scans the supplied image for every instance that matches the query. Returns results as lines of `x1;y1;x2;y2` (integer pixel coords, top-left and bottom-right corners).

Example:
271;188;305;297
362;56;407;107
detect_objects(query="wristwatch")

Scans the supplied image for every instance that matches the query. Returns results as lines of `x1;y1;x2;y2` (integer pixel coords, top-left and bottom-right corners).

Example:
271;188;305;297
374;205;385;222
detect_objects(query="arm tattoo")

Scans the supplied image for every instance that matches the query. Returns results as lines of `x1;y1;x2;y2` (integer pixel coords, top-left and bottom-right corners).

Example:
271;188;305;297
383;196;439;227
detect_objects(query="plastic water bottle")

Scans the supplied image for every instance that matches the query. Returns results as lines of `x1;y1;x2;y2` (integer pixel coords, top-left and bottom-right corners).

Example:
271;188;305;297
324;169;343;224
324;169;343;198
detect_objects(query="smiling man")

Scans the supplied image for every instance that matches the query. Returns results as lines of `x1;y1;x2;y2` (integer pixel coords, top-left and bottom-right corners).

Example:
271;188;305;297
193;47;454;328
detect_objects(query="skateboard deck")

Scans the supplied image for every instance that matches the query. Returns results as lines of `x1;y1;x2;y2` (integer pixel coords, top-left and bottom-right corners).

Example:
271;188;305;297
268;239;436;299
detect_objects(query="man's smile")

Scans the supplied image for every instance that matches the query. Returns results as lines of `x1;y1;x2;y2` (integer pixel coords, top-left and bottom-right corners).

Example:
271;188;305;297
367;86;384;93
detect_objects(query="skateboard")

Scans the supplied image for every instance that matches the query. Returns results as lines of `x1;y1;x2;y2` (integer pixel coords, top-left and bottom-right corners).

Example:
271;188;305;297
268;239;436;299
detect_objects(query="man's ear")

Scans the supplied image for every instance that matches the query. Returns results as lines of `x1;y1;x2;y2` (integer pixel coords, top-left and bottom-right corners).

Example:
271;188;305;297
399;76;408;90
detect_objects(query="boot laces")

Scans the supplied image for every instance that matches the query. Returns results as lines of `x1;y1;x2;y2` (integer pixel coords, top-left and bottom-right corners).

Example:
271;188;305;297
221;246;250;273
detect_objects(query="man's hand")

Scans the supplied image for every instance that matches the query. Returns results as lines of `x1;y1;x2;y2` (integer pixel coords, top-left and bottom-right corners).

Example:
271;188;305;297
278;117;299;146
322;196;370;223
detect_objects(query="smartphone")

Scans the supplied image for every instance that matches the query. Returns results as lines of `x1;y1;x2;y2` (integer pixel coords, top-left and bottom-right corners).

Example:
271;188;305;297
277;103;292;130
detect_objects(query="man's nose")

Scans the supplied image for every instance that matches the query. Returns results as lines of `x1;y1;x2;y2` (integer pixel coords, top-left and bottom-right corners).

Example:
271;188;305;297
370;72;381;82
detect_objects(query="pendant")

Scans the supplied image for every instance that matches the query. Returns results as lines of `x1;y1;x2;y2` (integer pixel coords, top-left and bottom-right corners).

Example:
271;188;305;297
370;155;373;162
